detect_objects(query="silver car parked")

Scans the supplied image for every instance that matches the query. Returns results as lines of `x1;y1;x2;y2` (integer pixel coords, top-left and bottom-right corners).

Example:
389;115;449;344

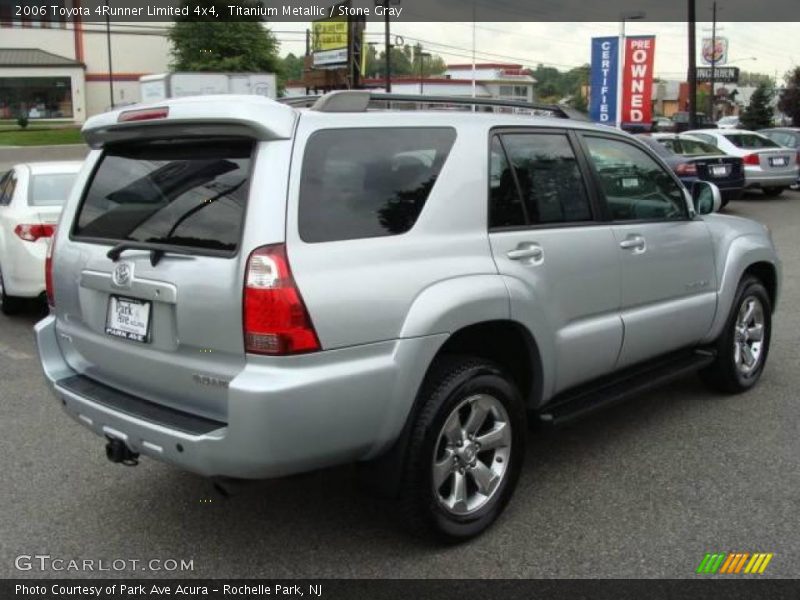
36;92;781;541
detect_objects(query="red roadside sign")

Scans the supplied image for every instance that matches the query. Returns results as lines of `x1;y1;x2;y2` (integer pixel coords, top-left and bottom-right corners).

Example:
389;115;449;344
621;36;656;125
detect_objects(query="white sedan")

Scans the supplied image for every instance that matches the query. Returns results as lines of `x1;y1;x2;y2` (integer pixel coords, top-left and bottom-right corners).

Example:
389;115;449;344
0;162;82;314
685;129;799;197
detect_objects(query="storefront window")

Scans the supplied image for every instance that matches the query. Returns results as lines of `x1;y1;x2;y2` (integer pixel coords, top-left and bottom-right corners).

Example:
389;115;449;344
0;77;73;119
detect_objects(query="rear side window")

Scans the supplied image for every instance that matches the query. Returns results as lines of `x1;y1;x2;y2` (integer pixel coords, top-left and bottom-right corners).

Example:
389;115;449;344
73;140;253;253
29;173;77;206
298;128;456;243
490;132;591;228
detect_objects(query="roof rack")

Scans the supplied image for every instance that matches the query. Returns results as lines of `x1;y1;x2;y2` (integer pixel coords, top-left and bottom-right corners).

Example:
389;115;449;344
279;91;589;121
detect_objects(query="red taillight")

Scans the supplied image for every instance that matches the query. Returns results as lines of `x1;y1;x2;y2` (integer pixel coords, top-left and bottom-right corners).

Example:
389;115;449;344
14;223;55;242
117;107;169;122
675;163;698;176
243;244;320;355
743;153;761;166
45;236;55;307
796;151;799;166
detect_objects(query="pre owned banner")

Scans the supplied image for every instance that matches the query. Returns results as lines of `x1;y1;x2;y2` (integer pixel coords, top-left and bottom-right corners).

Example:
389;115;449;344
589;37;619;124
621;36;656;125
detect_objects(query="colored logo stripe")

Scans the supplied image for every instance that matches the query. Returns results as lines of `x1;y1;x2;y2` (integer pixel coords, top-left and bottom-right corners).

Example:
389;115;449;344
696;552;773;574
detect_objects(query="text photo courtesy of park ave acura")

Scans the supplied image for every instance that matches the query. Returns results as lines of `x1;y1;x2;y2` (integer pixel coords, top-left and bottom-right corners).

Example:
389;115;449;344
1;0;800;597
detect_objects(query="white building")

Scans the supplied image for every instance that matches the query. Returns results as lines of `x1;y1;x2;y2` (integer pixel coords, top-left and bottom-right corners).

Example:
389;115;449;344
0;12;170;123
285;62;537;102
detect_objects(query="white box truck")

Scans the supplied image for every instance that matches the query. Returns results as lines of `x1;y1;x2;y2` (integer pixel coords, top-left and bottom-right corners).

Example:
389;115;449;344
139;72;278;103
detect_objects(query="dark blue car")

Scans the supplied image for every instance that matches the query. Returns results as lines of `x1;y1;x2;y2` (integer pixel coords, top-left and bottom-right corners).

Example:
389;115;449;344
636;133;745;206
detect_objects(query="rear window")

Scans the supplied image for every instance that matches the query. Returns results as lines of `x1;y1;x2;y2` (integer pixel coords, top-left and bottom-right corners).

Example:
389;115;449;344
29;173;77;206
723;134;779;149
677;139;722;156
73;140;253;253
298;127;456;243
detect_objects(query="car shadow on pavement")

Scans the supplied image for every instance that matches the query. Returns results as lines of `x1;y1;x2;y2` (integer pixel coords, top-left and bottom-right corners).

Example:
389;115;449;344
95;372;729;565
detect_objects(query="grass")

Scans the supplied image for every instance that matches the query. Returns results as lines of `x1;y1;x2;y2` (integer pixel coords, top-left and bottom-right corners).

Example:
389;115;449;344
0;127;84;146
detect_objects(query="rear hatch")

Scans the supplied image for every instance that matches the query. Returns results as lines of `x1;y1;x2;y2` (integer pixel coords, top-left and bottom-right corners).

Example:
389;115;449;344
52;97;298;422
55;138;257;422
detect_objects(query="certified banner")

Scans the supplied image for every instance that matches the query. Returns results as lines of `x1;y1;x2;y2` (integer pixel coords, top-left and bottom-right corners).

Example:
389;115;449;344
621;36;656;126
589;37;619;124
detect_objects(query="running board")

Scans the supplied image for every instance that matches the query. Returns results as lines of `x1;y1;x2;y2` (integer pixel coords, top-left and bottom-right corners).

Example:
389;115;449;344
539;350;716;426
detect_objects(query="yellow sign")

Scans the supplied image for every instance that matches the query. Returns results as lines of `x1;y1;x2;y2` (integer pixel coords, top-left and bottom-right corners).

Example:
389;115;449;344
312;17;348;52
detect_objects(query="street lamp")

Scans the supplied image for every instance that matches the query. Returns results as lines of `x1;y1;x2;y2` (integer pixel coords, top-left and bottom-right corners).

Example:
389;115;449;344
616;10;646;129
727;57;758;65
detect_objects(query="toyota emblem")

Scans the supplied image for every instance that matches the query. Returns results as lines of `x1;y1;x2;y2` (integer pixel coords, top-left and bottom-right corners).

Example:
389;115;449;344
112;262;133;288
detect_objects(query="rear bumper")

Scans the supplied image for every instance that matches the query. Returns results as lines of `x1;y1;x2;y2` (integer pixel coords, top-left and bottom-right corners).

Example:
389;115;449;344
35;315;445;479
743;167;799;189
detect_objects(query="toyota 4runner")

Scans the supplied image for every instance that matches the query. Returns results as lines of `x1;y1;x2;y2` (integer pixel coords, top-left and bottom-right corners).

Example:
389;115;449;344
35;92;780;541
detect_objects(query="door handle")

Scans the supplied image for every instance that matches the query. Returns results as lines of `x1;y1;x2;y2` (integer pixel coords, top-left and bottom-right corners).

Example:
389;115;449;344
507;243;544;262
619;236;646;251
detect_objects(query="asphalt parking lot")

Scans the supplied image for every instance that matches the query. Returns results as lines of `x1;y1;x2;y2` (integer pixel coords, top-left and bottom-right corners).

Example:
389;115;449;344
1;149;798;577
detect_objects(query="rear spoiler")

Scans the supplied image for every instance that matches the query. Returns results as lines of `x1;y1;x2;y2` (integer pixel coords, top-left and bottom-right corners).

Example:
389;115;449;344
82;95;298;148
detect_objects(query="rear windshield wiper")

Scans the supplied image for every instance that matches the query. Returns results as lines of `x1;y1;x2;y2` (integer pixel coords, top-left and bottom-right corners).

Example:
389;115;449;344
107;241;195;266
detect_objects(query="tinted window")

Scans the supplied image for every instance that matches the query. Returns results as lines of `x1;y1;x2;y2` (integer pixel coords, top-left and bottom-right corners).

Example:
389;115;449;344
298;128;456;243
584;136;687;221
492;133;591;227
29;173;77;206
74;140;253;253
489;136;525;228
723;133;780;149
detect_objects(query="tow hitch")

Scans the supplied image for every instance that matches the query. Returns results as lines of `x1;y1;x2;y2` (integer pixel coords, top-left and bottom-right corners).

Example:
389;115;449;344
105;438;139;466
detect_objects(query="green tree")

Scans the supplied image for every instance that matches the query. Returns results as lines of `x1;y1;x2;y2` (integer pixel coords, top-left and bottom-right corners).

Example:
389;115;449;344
169;0;280;72
778;66;800;127
280;53;305;82
740;83;775;130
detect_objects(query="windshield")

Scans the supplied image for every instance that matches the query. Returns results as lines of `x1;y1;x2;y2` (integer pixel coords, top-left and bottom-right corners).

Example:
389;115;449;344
73;140;253;253
29;173;77;206
723;133;780;149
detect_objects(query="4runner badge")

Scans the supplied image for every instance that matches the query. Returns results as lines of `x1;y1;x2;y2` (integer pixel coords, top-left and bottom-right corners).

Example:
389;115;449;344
112;262;133;288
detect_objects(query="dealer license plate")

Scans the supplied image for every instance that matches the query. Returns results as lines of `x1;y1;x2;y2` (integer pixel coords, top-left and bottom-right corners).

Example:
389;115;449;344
710;165;729;177
105;296;151;343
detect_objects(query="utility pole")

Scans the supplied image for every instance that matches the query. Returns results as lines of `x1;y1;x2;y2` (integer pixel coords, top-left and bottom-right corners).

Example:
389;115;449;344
384;5;391;92
688;0;698;129
105;0;114;109
708;1;717;120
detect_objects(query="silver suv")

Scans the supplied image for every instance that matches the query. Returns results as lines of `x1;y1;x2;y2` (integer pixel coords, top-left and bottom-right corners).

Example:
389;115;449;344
36;92;780;541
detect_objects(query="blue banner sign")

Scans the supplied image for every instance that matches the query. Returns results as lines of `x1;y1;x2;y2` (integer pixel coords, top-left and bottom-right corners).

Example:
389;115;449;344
590;37;618;124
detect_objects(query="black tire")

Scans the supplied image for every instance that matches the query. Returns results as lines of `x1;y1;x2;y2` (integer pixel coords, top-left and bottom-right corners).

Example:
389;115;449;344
701;276;772;393
0;269;25;316
399;355;526;542
763;187;785;197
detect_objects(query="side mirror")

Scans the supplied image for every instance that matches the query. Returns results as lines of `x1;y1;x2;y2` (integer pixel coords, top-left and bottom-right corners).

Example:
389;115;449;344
691;180;722;215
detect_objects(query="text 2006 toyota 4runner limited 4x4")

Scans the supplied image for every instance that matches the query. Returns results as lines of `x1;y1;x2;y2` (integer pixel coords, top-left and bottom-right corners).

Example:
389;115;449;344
36;92;780;541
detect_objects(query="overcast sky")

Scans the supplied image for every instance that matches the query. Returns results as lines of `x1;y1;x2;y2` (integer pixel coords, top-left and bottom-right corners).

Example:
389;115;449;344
275;21;799;82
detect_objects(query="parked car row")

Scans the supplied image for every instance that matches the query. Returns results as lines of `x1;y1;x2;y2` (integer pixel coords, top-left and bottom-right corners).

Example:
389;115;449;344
685;129;799;196
636;134;745;206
